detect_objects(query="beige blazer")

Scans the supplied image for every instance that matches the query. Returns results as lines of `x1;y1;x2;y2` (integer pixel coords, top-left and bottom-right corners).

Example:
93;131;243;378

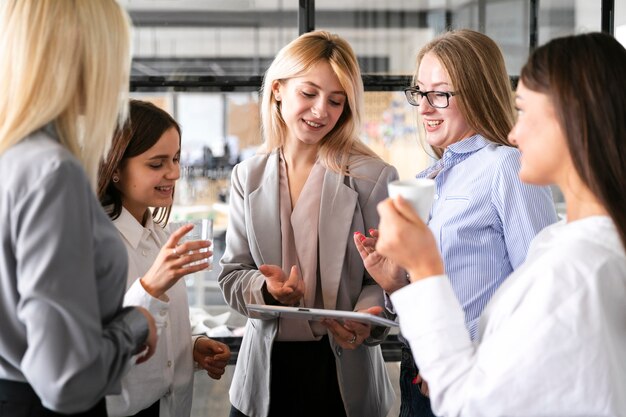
219;150;398;417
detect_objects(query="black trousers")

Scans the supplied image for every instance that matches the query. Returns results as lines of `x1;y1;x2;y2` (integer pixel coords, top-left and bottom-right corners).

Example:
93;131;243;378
230;335;346;417
399;347;437;417
0;379;106;417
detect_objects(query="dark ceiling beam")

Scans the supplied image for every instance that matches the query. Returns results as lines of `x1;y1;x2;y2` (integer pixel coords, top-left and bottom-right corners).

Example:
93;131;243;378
128;9;430;29
299;0;315;34
601;0;614;35
129;74;412;92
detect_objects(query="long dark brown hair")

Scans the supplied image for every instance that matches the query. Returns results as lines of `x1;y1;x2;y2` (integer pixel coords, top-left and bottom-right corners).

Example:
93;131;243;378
520;32;626;249
98;99;181;225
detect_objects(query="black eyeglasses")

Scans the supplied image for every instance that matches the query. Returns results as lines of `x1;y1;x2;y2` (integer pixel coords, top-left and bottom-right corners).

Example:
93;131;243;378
404;87;457;109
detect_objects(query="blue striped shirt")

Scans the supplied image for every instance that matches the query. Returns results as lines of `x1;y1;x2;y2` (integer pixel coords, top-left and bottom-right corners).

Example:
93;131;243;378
418;135;558;339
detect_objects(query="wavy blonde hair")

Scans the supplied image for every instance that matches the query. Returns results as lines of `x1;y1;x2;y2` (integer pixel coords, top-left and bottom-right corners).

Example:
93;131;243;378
415;29;516;158
260;30;379;175
0;0;131;188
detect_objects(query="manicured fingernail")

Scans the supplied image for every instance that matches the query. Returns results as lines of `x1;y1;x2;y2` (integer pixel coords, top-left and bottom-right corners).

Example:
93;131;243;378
359;234;366;242
369;228;375;236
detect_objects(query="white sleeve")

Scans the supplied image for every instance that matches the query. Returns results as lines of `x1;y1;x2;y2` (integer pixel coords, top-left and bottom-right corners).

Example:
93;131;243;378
124;279;169;330
391;263;626;417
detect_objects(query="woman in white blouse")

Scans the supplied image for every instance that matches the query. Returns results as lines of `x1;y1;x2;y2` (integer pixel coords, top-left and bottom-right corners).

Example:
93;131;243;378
98;100;231;417
375;32;626;416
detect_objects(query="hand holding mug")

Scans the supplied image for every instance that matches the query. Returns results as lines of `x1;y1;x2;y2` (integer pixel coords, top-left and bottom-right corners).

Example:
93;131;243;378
376;195;443;282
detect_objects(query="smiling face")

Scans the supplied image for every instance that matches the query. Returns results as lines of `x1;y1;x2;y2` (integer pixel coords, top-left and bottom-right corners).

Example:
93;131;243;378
115;126;181;223
508;80;571;186
273;60;346;150
416;52;475;149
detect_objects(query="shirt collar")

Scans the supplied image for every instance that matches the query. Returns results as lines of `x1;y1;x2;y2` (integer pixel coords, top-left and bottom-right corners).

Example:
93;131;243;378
113;207;156;249
444;134;491;156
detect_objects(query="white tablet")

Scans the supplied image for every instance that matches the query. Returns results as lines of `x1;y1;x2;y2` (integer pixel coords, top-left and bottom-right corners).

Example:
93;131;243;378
246;304;398;328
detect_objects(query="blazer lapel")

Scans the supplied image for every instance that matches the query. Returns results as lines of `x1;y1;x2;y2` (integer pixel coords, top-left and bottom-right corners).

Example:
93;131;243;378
318;171;358;309
248;154;282;267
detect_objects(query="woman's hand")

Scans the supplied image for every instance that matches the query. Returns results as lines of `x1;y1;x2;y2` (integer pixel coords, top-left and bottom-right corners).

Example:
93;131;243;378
134;306;158;364
260;264;305;306
322;306;383;350
193;337;231;379
376;196;444;282
354;229;409;294
140;224;212;299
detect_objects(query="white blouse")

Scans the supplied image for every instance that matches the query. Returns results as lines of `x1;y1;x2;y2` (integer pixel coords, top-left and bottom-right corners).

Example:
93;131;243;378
106;208;195;417
391;216;626;416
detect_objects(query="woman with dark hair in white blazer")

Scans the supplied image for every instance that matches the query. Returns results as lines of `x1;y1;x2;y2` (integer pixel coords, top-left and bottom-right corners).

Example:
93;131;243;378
376;32;626;417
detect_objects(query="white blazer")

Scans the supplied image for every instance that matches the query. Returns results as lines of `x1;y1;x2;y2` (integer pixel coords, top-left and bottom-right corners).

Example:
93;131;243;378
219;150;397;417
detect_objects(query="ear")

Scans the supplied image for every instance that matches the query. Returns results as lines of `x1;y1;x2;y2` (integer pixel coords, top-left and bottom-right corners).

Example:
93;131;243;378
271;80;282;101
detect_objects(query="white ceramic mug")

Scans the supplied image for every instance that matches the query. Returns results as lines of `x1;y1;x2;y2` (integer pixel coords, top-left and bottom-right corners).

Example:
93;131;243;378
387;178;435;222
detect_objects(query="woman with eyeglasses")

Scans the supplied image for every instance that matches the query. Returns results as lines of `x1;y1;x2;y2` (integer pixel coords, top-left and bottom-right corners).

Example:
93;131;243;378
377;31;626;417
354;29;557;417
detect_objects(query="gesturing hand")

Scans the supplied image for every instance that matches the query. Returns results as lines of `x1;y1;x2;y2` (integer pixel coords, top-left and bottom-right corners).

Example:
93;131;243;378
193;337;231;380
260;264;305;306
354;229;408;294
140;224;212;299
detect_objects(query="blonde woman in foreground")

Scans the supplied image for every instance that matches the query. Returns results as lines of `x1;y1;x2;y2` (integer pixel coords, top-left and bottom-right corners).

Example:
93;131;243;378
0;1;157;416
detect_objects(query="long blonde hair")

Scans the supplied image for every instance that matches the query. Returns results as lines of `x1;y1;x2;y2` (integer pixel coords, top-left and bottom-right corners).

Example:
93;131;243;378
260;30;379;175
0;0;131;187
415;29;516;158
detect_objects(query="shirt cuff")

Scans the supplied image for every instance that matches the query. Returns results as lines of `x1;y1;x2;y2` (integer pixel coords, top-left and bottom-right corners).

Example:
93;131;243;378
390;275;470;362
124;279;169;328
383;292;396;315
192;335;209;372
390;275;458;336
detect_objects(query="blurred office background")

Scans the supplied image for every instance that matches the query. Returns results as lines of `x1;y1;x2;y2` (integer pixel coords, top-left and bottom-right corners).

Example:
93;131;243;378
119;1;624;414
